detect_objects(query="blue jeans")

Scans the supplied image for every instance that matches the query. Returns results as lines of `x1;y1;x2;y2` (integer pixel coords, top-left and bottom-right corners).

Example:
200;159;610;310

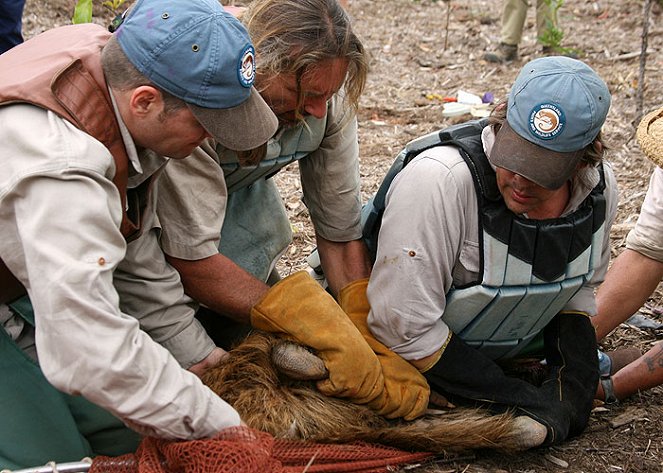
0;0;25;54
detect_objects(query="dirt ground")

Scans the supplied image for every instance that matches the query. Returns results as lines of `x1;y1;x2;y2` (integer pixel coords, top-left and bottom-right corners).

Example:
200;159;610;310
20;0;663;471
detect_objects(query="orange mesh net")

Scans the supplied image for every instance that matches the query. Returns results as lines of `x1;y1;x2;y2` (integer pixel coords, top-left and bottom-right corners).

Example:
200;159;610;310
89;427;432;473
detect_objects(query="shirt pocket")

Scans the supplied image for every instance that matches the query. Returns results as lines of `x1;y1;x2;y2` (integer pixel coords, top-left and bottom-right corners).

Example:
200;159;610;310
453;240;480;284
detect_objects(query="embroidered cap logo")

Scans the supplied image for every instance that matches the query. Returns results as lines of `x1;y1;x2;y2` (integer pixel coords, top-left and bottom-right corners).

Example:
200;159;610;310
238;45;256;88
529;103;565;141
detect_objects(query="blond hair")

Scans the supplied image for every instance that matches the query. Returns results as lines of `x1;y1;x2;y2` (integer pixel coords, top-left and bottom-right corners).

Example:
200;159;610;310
242;0;368;119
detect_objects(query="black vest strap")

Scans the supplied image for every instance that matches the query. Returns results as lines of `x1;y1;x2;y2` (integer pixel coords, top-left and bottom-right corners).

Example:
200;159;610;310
362;119;489;261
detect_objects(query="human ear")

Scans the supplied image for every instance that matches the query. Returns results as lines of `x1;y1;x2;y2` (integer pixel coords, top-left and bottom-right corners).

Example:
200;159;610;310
129;86;162;116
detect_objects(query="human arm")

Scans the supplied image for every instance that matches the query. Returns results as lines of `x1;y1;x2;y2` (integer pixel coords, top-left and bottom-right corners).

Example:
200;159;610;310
166;252;269;322
594;249;663;340
316;235;371;297
115;213;224;369
157;141;273;320
298;95;367;296
366;146;475;361
596;341;663;401
157;139;386;404
0;106;240;439
594;167;663;340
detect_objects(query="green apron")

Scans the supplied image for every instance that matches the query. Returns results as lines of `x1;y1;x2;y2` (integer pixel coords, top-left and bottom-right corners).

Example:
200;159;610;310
0;297;140;470
219;178;293;282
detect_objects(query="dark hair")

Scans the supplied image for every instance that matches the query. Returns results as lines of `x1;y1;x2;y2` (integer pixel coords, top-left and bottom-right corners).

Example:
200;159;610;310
101;36;186;115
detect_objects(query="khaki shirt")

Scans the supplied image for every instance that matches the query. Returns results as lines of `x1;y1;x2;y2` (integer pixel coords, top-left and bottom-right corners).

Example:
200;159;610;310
0;103;240;440
367;126;619;360
158;94;362;262
626;166;663;262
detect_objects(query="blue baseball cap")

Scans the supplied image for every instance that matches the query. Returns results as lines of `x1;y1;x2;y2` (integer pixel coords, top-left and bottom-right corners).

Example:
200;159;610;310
115;0;277;151
490;56;611;189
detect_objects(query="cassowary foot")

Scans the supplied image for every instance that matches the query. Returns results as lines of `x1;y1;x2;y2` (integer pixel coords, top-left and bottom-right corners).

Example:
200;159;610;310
271;340;329;380
511;416;547;450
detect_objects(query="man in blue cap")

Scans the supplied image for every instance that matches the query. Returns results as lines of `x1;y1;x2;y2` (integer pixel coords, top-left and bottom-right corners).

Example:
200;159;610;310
361;56;618;447
0;0;277;467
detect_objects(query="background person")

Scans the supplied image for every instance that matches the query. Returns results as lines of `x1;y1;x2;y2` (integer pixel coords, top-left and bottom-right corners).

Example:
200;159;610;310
0;0;25;54
484;0;558;63
594;106;663;403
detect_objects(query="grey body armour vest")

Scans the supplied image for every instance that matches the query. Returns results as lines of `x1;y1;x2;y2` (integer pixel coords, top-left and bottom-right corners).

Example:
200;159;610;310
362;119;607;360
219;114;327;194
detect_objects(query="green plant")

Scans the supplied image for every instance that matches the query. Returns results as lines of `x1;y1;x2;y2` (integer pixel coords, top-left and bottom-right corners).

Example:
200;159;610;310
72;0;127;24
538;0;580;56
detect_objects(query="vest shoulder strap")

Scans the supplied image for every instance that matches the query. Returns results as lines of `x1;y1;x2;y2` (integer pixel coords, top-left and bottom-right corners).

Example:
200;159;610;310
362;118;490;260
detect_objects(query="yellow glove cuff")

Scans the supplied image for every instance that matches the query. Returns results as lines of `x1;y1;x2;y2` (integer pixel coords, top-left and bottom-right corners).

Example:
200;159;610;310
417;332;452;373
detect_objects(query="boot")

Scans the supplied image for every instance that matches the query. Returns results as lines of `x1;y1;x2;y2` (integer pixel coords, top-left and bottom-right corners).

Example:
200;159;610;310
600;347;642;375
484;43;518;63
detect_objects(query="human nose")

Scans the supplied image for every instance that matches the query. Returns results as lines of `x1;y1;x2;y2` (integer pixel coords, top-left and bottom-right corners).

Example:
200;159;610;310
303;96;327;119
512;172;533;187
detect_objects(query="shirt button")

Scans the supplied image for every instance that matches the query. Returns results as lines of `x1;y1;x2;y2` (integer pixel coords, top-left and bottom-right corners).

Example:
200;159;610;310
98;257;106;266
408;250;416;257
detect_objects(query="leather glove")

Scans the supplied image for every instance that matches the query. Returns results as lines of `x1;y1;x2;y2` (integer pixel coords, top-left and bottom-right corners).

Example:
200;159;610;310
339;278;430;420
250;271;384;403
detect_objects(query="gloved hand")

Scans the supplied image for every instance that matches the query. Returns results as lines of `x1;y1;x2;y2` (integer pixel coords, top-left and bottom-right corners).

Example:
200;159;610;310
250;271;384;403
339;278;430;420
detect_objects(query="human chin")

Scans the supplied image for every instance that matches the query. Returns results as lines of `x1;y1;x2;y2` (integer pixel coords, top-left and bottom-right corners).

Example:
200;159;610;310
164;143;200;159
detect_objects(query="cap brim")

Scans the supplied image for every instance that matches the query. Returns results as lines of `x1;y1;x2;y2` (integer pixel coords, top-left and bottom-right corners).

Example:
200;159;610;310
489;121;583;190
189;87;278;151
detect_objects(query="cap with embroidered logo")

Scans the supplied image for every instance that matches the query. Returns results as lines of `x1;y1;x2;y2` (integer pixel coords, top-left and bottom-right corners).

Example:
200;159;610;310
490;56;611;189
115;0;277;150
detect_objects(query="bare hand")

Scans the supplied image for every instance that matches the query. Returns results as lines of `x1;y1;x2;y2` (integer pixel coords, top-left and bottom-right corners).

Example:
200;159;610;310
188;347;229;378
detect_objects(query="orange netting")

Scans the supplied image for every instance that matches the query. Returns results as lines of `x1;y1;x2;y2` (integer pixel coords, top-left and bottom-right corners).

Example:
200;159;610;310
90;427;432;473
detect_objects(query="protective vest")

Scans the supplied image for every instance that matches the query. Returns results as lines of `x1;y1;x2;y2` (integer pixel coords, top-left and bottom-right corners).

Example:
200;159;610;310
362;119;607;360
0;24;153;304
219;109;327;194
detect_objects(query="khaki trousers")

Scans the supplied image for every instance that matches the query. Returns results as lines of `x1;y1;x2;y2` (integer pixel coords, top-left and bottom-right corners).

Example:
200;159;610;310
500;0;557;46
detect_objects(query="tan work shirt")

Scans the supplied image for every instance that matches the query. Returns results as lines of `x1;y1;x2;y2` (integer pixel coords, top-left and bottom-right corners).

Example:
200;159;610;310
626;166;663;262
158;93;363;261
367;126;619;360
0;103;240;440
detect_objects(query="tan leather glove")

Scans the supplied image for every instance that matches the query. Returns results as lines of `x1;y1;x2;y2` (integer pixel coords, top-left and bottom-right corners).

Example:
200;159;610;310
250;271;384;403
339;278;430;421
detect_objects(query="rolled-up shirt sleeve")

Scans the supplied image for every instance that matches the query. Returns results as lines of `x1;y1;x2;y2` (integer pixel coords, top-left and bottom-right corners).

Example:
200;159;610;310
157;140;228;261
626;166;663;262
0;105;240;440
299;95;363;242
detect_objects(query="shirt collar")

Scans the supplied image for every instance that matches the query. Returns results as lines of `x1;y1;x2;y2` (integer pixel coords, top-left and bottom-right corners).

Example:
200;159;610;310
108;87;142;174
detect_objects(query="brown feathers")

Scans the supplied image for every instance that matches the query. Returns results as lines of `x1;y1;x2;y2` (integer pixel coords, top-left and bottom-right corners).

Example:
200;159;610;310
201;331;531;453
